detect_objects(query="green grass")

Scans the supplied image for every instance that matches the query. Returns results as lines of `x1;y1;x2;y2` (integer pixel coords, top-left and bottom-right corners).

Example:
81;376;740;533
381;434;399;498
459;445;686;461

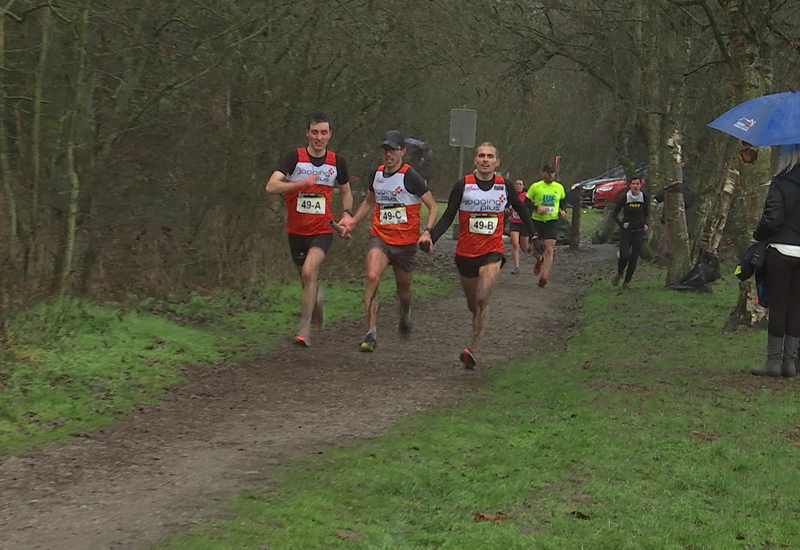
0;273;455;458
157;263;799;550
577;207;604;235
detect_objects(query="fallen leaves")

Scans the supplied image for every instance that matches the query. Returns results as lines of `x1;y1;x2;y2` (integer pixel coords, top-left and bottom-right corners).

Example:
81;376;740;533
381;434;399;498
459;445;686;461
473;512;509;522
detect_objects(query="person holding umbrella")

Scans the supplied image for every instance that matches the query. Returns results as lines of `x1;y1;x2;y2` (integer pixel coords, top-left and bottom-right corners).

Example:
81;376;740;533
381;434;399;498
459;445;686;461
708;91;800;377
751;144;800;377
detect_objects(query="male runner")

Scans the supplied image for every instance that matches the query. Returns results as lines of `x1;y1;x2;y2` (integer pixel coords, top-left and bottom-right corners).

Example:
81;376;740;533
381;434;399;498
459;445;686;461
430;142;537;369
341;130;437;352
265;112;354;347
526;164;566;287
507;178;531;274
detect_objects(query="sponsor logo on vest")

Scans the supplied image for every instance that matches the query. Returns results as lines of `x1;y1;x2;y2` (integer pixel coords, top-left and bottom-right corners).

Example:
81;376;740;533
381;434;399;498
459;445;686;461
463;197;505;209
296;166;335;180
375;186;405;201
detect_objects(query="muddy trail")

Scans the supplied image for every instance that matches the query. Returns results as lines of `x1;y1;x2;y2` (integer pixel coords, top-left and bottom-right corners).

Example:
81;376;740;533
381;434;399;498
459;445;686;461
0;240;613;550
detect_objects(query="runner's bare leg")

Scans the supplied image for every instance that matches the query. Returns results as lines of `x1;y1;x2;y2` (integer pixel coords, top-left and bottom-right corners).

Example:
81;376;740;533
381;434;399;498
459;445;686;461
297;246;326;322
542;239;556;279
364;247;391;328
393;265;413;318
460;261;501;352
520;235;530;254
510;231;521;268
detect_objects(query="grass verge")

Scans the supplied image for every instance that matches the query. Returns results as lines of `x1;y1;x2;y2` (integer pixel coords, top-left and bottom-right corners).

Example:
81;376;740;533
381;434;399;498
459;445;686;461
157;262;800;550
0;272;455;459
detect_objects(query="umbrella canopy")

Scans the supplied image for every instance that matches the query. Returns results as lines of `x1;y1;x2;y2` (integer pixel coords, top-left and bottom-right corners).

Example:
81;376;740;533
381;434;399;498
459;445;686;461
707;91;800;147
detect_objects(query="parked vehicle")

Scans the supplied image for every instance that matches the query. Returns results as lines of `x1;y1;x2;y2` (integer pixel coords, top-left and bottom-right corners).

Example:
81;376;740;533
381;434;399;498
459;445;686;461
592;179;628;208
571;166;627;208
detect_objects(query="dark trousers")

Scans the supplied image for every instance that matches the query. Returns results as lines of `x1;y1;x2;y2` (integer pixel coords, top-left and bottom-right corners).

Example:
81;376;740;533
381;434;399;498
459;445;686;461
765;247;800;337
618;229;645;283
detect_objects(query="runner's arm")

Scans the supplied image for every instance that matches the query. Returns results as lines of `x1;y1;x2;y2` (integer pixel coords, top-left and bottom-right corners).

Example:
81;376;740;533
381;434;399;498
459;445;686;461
506;183;536;236
430;181;464;244
350;190;375;225
336;182;355;234
265;171;316;194
418;191;437;250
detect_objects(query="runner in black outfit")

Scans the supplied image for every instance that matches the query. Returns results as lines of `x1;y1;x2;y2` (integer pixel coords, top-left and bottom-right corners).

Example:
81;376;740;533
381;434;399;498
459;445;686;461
611;176;649;289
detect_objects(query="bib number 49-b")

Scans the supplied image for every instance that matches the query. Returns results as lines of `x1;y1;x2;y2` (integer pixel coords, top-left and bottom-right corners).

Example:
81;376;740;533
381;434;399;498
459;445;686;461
469;214;498;235
297;193;325;214
380;205;408;225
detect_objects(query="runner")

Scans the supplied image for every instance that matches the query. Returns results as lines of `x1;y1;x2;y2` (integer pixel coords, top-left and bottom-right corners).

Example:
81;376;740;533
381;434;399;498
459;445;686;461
611;176;650;289
340;130;437;352
507;178;531;274
265;112;354;347
526;164;566;287
430;142;537;369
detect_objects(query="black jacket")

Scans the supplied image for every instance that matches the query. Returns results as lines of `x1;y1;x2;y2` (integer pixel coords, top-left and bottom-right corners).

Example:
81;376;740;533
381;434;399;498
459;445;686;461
753;164;800;244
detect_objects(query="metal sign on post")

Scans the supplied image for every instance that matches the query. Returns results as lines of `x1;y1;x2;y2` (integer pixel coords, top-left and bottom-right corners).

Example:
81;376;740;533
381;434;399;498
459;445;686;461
449;109;477;177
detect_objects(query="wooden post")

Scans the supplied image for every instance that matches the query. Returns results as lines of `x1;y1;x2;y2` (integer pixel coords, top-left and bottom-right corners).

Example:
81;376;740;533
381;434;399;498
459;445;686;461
570;189;581;250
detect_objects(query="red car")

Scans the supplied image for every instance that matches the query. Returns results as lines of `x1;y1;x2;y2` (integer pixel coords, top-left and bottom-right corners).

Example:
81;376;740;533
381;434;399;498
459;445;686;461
592;179;628;208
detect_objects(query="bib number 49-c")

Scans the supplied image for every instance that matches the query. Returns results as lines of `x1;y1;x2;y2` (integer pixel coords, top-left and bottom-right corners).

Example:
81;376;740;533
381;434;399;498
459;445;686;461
469;215;498;235
380;205;408;225
297;193;325;214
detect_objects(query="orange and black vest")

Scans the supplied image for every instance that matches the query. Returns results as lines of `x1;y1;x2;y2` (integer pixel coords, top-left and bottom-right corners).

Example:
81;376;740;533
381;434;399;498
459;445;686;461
284;148;338;235
456;174;508;257
370;164;422;246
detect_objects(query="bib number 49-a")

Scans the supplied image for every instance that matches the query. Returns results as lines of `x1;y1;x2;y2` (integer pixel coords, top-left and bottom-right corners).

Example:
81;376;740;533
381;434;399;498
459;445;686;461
380;205;408;225
297;193;325;214
469;214;498;235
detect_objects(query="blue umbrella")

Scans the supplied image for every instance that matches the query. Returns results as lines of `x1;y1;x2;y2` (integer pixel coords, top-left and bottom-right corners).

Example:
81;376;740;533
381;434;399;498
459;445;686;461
707;91;800;147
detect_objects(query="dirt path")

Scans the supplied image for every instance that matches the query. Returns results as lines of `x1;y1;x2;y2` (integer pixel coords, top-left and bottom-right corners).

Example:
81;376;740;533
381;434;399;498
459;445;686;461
0;240;613;550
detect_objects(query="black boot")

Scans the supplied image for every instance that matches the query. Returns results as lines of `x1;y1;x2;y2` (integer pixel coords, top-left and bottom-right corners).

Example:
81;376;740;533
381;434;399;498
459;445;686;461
782;336;799;378
751;335;783;377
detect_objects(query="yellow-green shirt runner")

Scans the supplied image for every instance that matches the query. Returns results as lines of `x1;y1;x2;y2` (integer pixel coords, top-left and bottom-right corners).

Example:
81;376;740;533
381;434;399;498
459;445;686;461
526;180;566;222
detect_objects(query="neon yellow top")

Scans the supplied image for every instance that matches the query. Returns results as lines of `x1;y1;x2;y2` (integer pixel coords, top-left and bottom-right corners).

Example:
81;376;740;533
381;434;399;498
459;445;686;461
526;180;566;222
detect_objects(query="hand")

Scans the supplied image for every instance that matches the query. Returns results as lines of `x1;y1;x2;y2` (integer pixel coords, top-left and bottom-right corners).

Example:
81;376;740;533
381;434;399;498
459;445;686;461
623;222;629;229
644;224;649;231
559;209;567;218
338;213;356;234
537;206;547;214
417;233;433;253
329;219;351;239
296;174;317;188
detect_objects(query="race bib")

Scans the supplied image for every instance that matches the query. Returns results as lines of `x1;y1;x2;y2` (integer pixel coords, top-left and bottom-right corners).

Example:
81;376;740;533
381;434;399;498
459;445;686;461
469;214;498;235
541;206;555;216
379;205;408;225
297;193;325;214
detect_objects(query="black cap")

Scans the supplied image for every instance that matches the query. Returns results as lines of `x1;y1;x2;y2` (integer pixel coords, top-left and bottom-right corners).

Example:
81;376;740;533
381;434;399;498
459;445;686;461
382;130;405;149
542;164;555;172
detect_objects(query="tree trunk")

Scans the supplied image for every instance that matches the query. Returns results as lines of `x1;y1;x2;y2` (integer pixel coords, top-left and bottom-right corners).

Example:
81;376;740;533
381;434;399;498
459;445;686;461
0;0;19;264
28;5;52;276
664;130;691;285
664;190;691;286
696;168;737;258
54;0;91;296
725;0;774;328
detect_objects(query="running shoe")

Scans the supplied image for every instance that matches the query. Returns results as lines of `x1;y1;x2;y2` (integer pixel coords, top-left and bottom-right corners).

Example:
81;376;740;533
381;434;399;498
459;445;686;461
312;287;325;329
359;332;377;352
399;312;412;341
510;266;520;275
622;282;630;290
538;275;547;288
459;348;477;370
611;272;621;286
533;256;543;275
294;326;310;347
